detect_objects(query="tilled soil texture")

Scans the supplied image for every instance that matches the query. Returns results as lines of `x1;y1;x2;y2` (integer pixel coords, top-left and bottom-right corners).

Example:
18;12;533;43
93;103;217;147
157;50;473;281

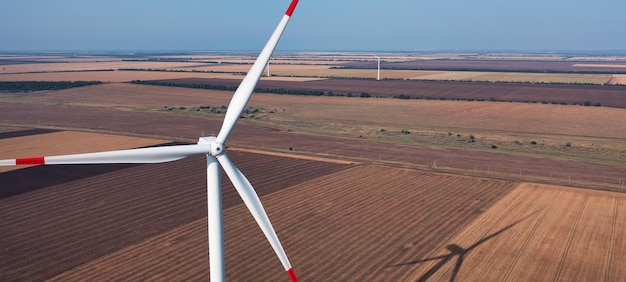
47;166;517;281
152;78;626;109
407;183;626;281
0;150;354;281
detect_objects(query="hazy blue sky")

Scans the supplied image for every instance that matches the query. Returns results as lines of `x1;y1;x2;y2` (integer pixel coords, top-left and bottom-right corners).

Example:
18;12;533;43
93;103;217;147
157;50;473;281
1;0;625;52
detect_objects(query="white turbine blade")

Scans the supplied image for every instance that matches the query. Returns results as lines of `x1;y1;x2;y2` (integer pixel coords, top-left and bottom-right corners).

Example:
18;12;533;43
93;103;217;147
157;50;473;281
217;153;297;282
216;0;299;144
0;144;210;166
206;155;225;282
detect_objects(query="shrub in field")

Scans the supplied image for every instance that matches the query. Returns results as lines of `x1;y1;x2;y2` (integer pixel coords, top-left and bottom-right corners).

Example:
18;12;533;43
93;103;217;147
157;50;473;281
565;140;572;147
394;94;411;99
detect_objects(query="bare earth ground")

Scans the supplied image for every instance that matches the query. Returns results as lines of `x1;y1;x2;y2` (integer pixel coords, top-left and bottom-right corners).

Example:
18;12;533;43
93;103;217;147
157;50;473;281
0;142;354;281
43;165;517;281
408;183;626;281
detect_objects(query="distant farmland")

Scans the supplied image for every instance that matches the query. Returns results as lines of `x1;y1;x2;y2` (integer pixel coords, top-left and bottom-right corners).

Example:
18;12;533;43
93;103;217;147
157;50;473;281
343;59;626;74
150;77;626;108
1;52;625;281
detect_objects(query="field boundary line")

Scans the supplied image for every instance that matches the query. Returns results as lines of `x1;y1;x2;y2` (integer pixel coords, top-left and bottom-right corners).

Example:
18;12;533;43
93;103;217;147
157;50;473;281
230;147;359;165
554;194;589;281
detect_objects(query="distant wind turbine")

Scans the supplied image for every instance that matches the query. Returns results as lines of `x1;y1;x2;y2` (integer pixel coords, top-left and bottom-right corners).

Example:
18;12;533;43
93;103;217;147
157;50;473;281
373;55;381;80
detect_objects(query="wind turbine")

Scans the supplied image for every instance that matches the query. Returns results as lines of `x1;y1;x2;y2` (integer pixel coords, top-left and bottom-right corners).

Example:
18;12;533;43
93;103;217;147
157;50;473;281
0;1;300;281
373;55;380;80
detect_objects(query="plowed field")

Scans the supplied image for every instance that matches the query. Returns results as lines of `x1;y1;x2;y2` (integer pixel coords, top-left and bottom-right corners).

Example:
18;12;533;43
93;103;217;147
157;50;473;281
46;166;517;281
407;183;626;281
0;137;354;281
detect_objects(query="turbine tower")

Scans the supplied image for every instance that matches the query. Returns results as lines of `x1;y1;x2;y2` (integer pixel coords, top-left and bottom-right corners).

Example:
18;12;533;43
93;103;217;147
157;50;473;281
0;1;301;281
373;55;380;80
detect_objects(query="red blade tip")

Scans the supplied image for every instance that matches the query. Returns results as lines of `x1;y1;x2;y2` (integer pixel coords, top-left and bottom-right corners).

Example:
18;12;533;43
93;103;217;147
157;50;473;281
285;0;299;17
287;268;298;282
16;156;45;165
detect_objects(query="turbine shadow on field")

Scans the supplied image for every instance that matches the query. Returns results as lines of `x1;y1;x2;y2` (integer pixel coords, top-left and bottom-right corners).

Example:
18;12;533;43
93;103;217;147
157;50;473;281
388;212;537;282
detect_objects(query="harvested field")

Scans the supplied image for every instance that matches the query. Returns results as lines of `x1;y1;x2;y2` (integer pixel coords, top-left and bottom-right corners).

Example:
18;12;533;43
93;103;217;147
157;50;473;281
609;74;626;85
45;166;518;280
406;183;626;281
0;147;354;281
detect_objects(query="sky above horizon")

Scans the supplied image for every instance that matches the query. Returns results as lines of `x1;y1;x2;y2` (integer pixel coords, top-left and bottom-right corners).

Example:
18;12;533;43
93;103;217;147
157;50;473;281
1;0;625;52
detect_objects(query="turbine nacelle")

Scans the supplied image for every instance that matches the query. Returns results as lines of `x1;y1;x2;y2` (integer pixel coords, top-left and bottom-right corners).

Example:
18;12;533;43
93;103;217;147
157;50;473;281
198;136;224;156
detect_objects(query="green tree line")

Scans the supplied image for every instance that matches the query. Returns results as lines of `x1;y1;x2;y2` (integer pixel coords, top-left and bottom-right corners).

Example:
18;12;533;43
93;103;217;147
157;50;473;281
0;81;103;92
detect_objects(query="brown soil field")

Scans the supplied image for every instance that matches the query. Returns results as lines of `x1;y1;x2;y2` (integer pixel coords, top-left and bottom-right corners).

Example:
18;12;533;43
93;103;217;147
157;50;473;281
609;74;626;85
161;77;626;108
1;99;624;190
344;59;626;73
0;131;165;173
27;83;624;169
0;106;624;280
45;166;518;281
407;183;626;281
15;83;626;140
0;143;354;281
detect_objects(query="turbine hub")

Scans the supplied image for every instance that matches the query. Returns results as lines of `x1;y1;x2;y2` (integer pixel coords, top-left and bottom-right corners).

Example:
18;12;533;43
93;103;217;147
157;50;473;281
198;136;225;156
